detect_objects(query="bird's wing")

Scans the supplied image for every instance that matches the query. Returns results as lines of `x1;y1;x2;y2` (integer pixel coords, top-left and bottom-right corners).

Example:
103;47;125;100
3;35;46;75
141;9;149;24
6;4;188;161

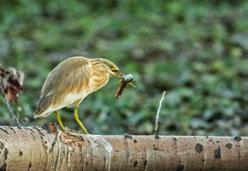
35;57;91;116
41;57;91;97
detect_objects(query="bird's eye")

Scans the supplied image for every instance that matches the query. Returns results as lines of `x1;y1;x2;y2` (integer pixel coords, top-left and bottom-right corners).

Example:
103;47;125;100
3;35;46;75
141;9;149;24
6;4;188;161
112;69;118;72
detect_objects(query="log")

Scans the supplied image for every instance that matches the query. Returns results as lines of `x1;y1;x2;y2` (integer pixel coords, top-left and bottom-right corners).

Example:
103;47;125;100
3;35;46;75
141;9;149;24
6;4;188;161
0;125;247;171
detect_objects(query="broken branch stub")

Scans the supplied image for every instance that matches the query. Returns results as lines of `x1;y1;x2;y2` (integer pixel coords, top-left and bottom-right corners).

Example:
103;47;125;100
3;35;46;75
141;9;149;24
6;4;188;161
0;126;247;171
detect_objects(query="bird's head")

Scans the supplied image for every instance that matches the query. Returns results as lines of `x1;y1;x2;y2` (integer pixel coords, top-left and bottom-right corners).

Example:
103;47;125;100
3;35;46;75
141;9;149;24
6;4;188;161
92;58;124;78
91;58;135;87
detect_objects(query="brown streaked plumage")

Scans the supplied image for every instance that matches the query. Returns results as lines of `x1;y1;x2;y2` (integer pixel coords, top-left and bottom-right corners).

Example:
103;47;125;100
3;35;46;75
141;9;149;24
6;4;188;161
34;56;133;134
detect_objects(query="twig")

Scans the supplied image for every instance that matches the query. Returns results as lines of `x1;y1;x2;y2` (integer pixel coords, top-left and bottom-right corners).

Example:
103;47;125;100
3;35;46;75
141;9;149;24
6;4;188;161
4;97;21;126
154;90;166;135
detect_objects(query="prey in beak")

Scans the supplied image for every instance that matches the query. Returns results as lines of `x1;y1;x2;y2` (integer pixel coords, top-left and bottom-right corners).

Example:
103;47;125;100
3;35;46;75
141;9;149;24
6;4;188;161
113;69;135;99
112;69;135;87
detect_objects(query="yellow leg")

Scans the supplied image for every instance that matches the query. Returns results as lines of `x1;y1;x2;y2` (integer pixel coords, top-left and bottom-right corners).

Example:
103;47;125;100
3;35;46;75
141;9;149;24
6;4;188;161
54;111;65;132
74;106;89;134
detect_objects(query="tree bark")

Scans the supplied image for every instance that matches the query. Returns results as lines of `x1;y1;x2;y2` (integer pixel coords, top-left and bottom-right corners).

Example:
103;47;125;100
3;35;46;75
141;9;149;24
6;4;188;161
0;125;247;171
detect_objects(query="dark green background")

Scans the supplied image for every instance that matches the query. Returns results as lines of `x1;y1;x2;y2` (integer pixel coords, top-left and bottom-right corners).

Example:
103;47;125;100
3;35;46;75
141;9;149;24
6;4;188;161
0;0;248;135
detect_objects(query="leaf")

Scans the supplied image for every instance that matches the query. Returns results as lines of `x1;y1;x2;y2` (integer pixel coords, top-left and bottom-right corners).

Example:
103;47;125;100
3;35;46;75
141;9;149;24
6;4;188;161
0;67;24;103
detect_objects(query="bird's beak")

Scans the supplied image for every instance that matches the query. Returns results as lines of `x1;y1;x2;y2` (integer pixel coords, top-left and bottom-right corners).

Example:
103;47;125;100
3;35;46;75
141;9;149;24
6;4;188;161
112;69;125;78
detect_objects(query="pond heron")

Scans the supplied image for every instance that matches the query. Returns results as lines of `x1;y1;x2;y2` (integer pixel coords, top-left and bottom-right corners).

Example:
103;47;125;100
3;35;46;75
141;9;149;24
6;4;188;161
34;56;134;134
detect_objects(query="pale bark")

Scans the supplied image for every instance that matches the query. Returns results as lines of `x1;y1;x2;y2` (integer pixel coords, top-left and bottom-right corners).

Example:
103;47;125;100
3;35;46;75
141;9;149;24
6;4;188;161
0;125;247;171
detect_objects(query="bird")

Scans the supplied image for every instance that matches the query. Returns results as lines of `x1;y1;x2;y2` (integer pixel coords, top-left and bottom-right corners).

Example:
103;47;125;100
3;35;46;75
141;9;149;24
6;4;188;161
34;56;133;134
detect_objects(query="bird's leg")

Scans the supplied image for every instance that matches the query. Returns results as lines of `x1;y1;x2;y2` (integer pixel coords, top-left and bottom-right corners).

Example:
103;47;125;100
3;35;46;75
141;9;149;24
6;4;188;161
54;111;65;132
74;103;89;134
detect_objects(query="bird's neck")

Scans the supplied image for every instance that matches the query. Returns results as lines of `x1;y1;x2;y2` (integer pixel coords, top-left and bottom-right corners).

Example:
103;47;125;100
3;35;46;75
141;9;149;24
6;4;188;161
89;59;111;92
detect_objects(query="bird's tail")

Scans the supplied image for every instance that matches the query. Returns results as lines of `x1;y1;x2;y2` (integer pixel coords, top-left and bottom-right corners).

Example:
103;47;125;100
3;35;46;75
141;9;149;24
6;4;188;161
34;95;53;118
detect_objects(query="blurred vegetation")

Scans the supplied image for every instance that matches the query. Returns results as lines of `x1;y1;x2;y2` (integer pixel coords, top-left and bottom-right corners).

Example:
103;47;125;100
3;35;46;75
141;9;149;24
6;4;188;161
0;0;248;135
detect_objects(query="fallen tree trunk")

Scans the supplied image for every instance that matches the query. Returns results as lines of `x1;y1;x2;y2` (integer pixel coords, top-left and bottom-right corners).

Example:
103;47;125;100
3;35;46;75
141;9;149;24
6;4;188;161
0;125;247;171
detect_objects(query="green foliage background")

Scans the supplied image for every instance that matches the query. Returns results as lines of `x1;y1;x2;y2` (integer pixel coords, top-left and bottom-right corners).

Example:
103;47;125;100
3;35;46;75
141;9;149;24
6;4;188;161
0;0;248;135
